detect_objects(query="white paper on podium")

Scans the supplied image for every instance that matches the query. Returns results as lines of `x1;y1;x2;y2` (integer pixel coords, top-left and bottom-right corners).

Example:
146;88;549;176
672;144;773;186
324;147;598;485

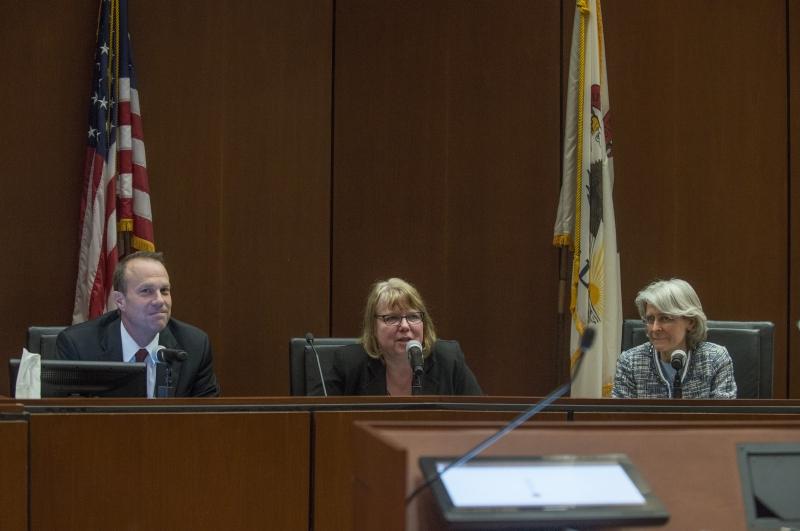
15;348;41;399
439;461;646;508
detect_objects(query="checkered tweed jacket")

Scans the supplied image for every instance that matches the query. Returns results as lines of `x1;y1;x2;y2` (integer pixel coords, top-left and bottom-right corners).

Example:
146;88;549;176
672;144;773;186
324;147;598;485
611;341;737;399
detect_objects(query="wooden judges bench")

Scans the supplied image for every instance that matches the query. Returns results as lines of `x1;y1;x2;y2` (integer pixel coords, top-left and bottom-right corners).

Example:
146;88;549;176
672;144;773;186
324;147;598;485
1;397;799;530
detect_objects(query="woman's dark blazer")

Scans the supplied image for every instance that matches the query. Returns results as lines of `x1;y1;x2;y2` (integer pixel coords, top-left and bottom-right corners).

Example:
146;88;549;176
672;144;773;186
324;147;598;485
322;339;482;396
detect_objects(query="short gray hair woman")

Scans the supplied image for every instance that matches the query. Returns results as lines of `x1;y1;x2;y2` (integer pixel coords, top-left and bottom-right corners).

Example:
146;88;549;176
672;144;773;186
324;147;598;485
612;278;736;399
634;278;708;349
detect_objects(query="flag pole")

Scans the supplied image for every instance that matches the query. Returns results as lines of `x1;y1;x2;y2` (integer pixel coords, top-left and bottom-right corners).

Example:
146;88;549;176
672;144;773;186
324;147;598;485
556;246;571;381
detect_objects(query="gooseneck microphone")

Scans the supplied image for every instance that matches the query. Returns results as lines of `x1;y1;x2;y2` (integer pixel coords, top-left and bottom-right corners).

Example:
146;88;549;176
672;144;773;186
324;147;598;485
155;346;186;398
405;327;597;505
406;340;424;394
406;340;424;376
670;349;686;398
670;349;686;370
156;346;188;363
305;333;328;397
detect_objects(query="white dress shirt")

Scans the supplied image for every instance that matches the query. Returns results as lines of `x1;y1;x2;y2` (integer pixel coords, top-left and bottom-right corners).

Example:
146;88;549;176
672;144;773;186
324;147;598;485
119;322;159;398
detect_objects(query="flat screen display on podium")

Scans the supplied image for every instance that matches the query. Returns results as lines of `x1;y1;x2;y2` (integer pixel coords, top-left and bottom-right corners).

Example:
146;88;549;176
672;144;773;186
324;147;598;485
419;454;669;529
9;359;147;398
737;442;800;529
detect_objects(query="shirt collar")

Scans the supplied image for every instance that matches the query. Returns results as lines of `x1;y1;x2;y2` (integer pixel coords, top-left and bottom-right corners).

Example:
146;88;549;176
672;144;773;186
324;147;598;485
119;321;160;363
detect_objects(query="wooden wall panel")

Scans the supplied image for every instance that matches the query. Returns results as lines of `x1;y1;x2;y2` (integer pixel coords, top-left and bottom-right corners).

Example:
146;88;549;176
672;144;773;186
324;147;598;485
0;1;332;397
790;0;800;397
130;1;332;396
30;411;310;530
128;1;227;380
600;0;789;395
0;0;796;398
217;1;332;395
0;419;27;530
0;1;95;390
331;0;563;396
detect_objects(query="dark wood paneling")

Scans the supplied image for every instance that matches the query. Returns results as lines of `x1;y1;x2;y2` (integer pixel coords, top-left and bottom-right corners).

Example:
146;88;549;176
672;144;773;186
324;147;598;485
30;411;310;530
0;0;796;398
128;2;227;349
332;0;563;396
789;0;800;397
215;1;333;395
0;1;332;397
0;1;96;391
601;0;789;395
130;1;333;396
0;418;27;530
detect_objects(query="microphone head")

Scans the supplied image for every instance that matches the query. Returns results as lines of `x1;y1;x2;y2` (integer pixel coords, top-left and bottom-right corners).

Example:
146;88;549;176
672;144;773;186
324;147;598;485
406;339;423;355
406;340;424;377
305;332;315;344
670;349;687;370
157;346;188;362
579;327;596;352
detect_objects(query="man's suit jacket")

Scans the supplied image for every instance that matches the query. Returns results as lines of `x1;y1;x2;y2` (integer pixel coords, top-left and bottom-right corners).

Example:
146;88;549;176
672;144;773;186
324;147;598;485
56;311;219;397
320;339;483;396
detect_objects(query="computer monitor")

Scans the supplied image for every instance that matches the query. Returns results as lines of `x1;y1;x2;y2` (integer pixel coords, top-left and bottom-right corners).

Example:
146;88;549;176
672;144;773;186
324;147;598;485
419;454;669;529
8;358;147;398
737;442;800;529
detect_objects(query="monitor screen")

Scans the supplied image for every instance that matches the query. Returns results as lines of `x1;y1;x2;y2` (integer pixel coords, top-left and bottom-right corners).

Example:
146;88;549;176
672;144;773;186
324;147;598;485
737;442;800;529
419;454;669;529
9;358;147;398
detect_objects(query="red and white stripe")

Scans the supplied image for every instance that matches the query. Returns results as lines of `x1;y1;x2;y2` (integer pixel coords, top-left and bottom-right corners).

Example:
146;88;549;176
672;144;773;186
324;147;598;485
117;77;154;250
72;145;119;324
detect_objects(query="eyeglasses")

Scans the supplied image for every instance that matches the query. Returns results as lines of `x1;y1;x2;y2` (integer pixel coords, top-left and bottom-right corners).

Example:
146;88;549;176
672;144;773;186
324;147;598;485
375;312;424;326
643;314;678;327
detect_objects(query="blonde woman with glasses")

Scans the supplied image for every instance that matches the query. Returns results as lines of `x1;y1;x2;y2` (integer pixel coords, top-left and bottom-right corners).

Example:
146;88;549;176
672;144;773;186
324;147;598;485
611;278;736;399
321;278;482;396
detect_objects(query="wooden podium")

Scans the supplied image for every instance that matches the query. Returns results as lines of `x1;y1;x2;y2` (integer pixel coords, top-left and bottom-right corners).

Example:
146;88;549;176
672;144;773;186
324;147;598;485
352;419;800;530
0;404;27;531
29;408;311;530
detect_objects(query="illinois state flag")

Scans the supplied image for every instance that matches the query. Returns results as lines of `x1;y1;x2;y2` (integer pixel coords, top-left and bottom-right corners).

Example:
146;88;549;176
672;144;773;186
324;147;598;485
72;0;154;324
553;0;622;397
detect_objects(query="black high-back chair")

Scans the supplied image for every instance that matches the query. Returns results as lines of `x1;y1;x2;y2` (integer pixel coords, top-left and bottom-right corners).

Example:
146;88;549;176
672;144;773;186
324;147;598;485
621;319;774;399
289;337;358;396
26;326;67;359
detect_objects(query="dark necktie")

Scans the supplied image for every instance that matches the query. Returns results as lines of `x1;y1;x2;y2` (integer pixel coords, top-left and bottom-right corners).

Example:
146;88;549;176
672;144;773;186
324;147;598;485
135;348;149;363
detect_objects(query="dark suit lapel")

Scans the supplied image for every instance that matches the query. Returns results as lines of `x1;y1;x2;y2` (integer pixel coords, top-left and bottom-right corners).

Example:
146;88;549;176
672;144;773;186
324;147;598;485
362;357;387;395
421;354;440;395
101;316;124;362
158;325;179;349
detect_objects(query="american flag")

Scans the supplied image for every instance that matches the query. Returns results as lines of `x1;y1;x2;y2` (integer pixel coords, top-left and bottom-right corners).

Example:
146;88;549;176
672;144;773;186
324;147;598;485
72;0;154;324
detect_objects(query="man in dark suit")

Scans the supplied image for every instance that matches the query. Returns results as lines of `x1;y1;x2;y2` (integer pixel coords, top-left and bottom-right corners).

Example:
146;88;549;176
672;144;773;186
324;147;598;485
57;251;219;397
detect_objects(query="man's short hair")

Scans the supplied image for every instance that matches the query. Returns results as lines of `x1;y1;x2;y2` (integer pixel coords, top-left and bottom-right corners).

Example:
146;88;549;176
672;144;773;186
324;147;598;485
112;251;166;293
